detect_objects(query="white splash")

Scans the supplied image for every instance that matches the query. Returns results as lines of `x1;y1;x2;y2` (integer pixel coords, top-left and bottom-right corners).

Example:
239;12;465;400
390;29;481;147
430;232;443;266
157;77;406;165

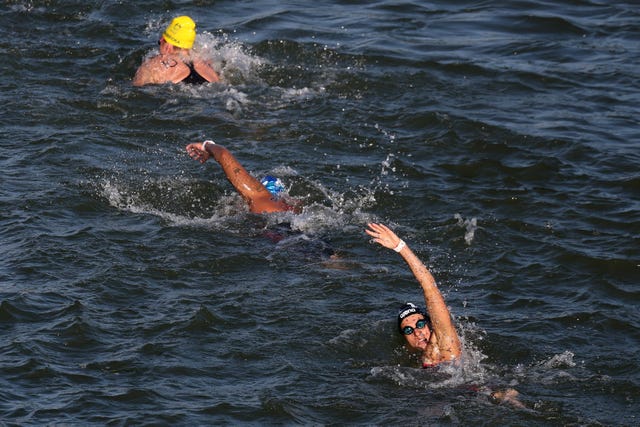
455;214;478;245
99;178;242;229
195;31;266;84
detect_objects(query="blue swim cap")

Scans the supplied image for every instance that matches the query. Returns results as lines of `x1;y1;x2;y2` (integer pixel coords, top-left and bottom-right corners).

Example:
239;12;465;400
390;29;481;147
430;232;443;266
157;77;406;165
261;175;285;197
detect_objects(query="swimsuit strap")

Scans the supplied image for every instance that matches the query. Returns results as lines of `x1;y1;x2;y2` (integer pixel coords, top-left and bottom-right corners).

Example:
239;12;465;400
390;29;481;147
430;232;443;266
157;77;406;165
181;62;208;85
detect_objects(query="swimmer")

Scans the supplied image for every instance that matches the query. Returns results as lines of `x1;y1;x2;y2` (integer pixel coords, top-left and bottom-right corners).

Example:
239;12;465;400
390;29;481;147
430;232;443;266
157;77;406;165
186;140;299;214
366;222;526;408
366;223;461;367
133;16;220;86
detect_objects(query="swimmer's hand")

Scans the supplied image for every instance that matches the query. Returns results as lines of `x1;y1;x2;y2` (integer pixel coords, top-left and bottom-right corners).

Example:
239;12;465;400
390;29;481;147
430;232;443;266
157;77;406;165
186;143;211;164
365;223;403;251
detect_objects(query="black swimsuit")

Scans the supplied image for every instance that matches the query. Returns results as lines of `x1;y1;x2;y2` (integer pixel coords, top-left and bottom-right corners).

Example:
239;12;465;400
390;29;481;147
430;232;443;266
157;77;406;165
181;63;208;85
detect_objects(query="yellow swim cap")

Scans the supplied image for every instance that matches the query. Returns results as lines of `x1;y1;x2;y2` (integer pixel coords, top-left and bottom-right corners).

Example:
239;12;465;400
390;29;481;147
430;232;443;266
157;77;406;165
162;16;196;49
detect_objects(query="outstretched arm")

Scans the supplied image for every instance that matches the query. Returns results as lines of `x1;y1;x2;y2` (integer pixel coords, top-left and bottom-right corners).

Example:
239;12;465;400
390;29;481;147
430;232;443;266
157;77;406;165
186;142;288;214
366;222;461;363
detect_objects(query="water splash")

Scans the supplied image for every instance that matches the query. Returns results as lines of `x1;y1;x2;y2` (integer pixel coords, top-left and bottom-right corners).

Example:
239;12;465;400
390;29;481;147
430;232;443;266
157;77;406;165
99;178;241;229
372;323;492;390
97;169;377;238
455;214;478;245
539;351;576;369
195;31;266;85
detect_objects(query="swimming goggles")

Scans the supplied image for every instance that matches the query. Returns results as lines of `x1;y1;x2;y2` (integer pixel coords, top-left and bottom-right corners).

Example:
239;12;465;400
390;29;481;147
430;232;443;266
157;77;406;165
402;318;429;335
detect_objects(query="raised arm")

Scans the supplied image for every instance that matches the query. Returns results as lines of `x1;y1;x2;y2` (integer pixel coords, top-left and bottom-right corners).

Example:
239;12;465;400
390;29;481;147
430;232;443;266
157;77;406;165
186;141;290;214
366;222;461;364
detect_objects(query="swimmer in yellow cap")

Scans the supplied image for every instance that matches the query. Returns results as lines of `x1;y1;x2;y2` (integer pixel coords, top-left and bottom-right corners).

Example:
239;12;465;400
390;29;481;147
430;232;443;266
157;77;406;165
133;16;220;86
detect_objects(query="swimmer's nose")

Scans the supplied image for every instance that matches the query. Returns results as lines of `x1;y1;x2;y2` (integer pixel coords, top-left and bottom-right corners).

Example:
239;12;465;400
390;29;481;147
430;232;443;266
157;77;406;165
415;328;429;340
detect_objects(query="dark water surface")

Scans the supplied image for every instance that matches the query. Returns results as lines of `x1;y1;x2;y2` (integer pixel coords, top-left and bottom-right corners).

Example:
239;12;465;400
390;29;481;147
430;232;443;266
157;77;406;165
1;0;639;425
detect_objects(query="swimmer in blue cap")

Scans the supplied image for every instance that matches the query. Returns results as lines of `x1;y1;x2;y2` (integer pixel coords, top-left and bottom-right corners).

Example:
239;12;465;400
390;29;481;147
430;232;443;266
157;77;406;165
366;223;461;367
186;140;299;214
260;175;285;199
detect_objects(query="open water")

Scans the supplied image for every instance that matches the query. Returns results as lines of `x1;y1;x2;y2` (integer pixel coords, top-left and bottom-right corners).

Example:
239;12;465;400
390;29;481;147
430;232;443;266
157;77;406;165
1;1;639;425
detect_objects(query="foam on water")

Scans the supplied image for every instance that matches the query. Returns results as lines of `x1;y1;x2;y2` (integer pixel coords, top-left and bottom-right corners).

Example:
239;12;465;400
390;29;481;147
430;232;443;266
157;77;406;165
99;178;244;230
92;133;396;238
454;214;478;246
195;31;266;85
97;167;378;238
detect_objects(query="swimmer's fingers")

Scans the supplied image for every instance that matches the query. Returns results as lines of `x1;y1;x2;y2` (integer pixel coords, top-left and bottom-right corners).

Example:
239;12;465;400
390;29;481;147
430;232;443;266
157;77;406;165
185;143;200;157
368;222;390;233
187;149;203;162
186;144;210;163
365;223;387;240
365;229;382;246
364;224;376;237
365;223;401;250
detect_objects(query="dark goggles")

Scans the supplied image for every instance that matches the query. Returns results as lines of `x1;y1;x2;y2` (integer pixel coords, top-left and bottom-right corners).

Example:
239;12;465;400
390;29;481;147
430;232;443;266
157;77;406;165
402;318;428;336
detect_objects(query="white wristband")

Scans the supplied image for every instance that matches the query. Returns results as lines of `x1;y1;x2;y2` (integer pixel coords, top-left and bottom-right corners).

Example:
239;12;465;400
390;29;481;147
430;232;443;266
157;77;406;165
202;140;215;151
393;239;406;253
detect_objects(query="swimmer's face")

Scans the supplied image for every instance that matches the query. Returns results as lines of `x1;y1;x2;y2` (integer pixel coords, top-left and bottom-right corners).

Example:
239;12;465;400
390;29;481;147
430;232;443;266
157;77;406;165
400;313;431;351
157;36;174;54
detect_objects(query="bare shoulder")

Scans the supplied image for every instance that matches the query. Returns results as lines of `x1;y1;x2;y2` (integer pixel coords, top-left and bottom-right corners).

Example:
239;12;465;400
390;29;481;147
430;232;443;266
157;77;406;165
135;56;190;85
192;58;220;82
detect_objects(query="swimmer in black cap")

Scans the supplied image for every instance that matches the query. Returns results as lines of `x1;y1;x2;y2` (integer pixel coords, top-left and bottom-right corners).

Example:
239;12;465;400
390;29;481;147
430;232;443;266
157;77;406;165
366;223;461;367
367;223;526;407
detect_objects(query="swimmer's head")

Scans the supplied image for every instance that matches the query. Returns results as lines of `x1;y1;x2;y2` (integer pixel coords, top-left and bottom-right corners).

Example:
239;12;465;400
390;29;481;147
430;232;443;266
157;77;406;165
397;302;430;334
163;16;196;49
261;175;285;198
398;302;432;351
